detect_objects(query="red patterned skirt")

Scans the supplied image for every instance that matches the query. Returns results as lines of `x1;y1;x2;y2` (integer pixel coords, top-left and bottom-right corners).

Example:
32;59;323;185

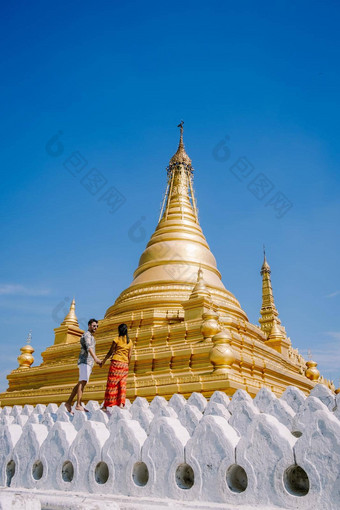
103;360;129;407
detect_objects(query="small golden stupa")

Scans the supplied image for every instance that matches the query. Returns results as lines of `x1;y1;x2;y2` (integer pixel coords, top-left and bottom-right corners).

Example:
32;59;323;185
0;124;335;405
17;331;35;370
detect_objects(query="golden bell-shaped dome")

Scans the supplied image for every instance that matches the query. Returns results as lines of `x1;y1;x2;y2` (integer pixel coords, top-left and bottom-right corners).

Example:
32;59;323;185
106;124;247;322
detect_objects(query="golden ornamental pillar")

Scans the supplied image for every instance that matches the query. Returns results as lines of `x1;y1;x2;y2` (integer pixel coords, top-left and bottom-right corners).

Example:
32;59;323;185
201;310;220;341
17;331;35;369
305;360;320;381
209;329;235;374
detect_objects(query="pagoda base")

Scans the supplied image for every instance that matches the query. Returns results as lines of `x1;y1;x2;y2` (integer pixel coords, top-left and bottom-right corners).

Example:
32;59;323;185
0;310;326;407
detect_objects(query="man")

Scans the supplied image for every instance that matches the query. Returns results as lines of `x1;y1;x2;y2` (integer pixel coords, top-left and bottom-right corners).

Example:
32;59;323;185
65;318;101;413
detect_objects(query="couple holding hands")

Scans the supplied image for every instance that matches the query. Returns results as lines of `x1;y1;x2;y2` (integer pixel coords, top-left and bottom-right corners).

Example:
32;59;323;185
65;320;132;413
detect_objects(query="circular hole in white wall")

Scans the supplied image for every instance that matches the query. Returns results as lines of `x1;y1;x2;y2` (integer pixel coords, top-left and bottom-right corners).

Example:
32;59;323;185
62;461;74;482
284;465;309;496
132;462;149;486
291;430;302;438
226;464;248;493
6;460;15;487
32;460;43;480
175;463;194;489
95;462;109;484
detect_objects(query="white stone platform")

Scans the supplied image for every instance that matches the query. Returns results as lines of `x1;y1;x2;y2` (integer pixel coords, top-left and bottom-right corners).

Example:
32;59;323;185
0;384;339;510
0;488;285;509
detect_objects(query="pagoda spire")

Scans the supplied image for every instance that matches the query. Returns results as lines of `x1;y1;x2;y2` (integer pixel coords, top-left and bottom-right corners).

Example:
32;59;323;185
61;298;79;327
259;249;281;335
53;298;83;345
159;121;198;222
259;250;291;354
178;120;184;148
169;120;192;167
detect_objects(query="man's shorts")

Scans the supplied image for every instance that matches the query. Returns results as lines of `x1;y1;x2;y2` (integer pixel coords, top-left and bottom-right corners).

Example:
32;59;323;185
78;363;92;382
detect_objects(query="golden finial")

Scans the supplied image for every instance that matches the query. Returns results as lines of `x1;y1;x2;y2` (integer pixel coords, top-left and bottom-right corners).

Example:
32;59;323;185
61;298;79;327
17;330;35;369
261;245;271;274
178;120;184;149
190;267;211;298
169;120;192;167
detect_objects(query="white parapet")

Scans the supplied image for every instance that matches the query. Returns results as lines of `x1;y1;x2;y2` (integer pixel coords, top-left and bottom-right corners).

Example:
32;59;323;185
228;397;259;436
38;421;77;490
294;408;340;510
281;386;306;413
185;414;239;502
102;418;147;496
0;383;339;510
141;416;190;499
67;420;110;493
0;423;22;487
178;404;202;436
11;423;48;489
235;413;297;508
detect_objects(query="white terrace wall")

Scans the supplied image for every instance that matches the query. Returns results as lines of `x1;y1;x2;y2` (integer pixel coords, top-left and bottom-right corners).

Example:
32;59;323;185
0;384;339;510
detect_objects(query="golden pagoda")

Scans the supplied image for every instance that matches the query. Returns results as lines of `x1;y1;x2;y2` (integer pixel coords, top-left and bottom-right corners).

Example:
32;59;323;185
0;124;335;406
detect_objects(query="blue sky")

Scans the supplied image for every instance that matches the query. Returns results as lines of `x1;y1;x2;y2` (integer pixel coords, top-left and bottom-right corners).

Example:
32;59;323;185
0;1;339;393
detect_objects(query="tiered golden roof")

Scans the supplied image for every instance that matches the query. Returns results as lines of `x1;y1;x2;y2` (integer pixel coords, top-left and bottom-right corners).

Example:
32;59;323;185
0;124;335;406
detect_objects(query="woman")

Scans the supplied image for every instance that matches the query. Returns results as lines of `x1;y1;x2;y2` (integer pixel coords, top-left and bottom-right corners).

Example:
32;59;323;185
101;323;132;409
